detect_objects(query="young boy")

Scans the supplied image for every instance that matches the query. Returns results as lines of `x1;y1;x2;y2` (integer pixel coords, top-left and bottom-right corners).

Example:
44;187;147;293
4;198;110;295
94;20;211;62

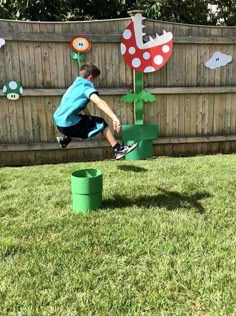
53;63;137;160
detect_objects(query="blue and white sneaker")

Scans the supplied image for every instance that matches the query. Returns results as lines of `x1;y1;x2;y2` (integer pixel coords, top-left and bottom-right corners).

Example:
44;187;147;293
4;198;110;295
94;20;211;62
56;136;72;148
114;143;138;160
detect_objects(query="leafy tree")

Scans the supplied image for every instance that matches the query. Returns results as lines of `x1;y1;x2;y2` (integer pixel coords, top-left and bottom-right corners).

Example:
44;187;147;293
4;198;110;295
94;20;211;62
0;0;235;26
68;0;130;20
210;0;236;26
0;0;70;21
0;0;18;19
18;0;70;21
134;0;214;25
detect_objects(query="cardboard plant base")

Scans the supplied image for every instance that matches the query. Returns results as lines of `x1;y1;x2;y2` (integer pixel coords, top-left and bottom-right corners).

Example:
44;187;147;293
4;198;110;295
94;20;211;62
122;124;158;142
122;124;159;160
125;140;153;160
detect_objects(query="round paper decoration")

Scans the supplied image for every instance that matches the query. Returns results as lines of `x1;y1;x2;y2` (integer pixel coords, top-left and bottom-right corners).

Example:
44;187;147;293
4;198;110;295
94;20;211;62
2;80;23;100
70;35;91;53
205;51;232;69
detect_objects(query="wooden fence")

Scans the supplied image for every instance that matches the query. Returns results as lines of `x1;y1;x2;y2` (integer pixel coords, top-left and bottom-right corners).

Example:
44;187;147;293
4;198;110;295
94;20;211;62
0;18;236;165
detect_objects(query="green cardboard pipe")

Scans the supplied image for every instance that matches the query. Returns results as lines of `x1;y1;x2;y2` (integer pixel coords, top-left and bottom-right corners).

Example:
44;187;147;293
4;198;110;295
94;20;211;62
122;124;158;142
125;140;153;160
71;169;103;213
122;124;159;160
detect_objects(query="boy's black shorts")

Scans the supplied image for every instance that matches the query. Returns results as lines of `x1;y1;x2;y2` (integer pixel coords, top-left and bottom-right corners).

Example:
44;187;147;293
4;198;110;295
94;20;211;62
57;114;108;139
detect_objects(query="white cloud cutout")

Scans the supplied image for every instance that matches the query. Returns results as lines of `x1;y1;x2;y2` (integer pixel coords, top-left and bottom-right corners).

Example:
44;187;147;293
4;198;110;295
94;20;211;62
205;51;232;69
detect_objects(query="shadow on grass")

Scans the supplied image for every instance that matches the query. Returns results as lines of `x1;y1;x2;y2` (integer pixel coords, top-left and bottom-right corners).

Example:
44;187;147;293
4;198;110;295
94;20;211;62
103;188;211;214
117;164;148;173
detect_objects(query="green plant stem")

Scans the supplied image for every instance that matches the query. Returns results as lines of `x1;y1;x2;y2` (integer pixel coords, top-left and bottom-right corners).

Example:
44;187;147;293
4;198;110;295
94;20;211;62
134;71;143;125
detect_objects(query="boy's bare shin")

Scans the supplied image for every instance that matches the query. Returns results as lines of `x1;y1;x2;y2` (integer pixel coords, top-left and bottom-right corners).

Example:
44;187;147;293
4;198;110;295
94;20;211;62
102;127;117;147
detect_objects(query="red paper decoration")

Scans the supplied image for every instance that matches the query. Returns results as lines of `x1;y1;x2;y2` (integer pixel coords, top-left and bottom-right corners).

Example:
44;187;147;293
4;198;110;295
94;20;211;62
121;13;173;73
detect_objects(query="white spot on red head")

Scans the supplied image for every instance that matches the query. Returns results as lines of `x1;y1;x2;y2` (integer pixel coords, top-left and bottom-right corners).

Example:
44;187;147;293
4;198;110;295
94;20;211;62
162;45;170;53
144;66;156;73
154;55;164;65
129;47;136;54
143;52;150;60
123;29;132;40
132;58;141;68
120;43;126;55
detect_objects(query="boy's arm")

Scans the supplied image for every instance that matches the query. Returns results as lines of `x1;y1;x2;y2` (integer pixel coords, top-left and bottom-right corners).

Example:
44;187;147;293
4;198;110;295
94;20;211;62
90;93;120;133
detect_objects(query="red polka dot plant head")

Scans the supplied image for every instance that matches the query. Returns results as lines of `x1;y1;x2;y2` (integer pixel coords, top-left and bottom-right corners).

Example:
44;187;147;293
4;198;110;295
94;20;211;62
121;13;173;73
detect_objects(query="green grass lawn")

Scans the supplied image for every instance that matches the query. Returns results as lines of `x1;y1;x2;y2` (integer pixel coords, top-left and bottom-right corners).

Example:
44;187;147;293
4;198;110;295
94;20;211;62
0;154;236;316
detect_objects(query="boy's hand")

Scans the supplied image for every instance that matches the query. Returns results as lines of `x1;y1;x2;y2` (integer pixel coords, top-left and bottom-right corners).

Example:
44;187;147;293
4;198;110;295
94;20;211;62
113;117;121;133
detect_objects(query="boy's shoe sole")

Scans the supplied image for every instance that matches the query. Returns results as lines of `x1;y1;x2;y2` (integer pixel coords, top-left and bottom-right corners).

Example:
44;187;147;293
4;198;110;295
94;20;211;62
115;143;138;160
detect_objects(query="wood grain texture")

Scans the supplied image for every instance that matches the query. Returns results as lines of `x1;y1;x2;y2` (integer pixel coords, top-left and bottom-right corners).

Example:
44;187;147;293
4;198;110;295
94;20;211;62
1;18;236;164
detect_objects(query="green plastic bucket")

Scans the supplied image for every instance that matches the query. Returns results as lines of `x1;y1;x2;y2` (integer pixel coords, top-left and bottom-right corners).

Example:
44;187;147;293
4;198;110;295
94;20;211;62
125;140;153;160
71;169;103;213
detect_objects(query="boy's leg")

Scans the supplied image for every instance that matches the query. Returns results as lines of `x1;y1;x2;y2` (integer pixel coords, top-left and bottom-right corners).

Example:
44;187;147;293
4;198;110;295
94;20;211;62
102;126;117;147
56;116;101;149
57;116;138;159
56;126;72;148
79;116;138;160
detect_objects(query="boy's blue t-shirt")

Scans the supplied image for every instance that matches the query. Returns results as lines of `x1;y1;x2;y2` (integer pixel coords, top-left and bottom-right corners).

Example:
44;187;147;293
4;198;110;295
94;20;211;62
53;77;98;127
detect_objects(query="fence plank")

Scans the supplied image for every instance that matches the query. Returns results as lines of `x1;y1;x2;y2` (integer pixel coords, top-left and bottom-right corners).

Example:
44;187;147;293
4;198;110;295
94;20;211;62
196;95;203;136
38;96;48;142
22;97;33;142
15;98;26;142
224;94;231;135
231;94;236;134
7;100;19;143
34;43;44;88
184;95;191;136
30;96;41;142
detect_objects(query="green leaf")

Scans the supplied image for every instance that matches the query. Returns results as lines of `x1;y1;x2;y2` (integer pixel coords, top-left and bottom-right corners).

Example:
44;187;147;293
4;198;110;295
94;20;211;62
121;91;156;104
78;53;86;61
138;90;156;102
70;51;78;60
121;92;139;103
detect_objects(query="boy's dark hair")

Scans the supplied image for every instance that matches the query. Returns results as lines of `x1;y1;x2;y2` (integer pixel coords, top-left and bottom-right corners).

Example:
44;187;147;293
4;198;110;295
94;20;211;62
79;63;100;79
